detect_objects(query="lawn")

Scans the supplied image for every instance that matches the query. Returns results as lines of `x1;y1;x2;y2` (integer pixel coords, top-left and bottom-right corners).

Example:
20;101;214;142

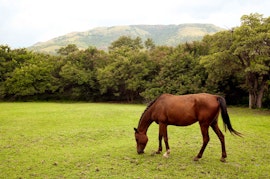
0;102;269;178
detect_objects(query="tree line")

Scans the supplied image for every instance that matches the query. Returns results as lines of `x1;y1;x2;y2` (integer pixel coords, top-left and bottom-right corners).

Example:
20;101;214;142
0;13;269;108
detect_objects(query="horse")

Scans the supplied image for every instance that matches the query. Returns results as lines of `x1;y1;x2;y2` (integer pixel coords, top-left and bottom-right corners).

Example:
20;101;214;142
134;93;242;162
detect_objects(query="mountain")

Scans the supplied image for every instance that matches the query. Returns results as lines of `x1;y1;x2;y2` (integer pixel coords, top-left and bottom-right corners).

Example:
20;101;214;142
28;24;224;54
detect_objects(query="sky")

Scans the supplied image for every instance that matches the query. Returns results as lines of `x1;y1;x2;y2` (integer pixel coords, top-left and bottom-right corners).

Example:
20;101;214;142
1;0;270;48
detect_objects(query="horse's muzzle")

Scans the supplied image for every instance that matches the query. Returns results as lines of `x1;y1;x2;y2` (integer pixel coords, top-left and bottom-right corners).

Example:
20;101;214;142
137;150;144;154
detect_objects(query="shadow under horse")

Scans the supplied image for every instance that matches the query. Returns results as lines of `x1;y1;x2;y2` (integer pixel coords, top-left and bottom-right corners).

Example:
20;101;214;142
134;93;242;162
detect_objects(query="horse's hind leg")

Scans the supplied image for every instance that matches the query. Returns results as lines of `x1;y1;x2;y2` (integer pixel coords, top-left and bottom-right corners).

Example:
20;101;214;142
194;123;210;161
211;121;227;162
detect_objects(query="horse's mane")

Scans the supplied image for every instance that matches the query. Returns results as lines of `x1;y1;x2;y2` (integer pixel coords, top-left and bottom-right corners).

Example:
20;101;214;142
138;96;159;126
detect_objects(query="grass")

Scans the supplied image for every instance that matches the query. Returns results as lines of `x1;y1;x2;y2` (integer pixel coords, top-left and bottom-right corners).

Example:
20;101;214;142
0;103;269;178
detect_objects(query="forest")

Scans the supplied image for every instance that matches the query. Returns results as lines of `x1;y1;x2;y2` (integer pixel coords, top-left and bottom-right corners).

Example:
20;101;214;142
0;13;269;108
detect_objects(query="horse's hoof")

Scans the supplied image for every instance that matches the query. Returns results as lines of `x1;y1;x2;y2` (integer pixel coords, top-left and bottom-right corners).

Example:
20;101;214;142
163;153;169;158
193;157;200;161
220;158;226;162
156;151;161;154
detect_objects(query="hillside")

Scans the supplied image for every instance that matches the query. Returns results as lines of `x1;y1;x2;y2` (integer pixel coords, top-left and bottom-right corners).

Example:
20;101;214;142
28;24;224;53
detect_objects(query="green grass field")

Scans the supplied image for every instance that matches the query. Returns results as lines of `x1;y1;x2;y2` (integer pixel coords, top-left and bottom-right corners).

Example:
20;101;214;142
0;103;269;178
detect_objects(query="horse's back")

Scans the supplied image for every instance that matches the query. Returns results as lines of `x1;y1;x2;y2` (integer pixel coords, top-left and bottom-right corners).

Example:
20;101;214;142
151;93;220;126
157;93;219;108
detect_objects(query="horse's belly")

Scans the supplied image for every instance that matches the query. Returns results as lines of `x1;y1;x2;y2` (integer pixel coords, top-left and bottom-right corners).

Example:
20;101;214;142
152;100;198;126
168;116;197;126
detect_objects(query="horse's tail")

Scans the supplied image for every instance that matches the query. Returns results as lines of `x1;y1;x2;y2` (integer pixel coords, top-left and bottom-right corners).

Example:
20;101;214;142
217;96;242;137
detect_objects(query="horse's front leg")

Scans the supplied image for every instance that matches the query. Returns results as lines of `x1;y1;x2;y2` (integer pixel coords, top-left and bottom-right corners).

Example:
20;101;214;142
156;123;170;157
156;133;162;154
156;123;163;154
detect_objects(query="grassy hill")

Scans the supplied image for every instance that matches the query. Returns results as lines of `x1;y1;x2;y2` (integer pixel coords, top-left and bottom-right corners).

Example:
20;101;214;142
28;24;224;54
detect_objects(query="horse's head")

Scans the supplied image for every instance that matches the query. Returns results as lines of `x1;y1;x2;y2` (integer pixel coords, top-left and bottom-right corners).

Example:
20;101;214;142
134;128;148;154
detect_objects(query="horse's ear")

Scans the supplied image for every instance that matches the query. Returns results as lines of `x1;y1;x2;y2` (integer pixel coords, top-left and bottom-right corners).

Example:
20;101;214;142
134;128;138;133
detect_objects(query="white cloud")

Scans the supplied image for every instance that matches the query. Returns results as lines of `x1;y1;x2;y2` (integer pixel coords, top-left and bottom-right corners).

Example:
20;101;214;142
1;0;269;48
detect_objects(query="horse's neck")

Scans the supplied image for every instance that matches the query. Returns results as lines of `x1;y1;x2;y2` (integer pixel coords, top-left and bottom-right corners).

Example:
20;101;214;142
138;111;153;134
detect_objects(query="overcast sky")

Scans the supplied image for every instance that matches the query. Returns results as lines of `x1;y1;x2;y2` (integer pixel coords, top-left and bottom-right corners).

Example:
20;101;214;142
1;0;269;48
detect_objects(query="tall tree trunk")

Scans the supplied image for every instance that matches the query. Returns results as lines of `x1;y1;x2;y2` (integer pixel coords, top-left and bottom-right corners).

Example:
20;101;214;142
256;75;268;108
247;73;257;109
256;90;263;108
249;87;266;109
248;74;268;108
249;91;257;109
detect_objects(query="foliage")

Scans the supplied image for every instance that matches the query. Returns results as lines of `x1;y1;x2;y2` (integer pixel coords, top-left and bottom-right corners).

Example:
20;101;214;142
56;44;79;55
141;45;207;101
0;48;61;100
0;13;270;108
98;37;150;102
4;56;59;97
201;13;270;108
58;47;108;101
108;36;143;51
233;13;270;108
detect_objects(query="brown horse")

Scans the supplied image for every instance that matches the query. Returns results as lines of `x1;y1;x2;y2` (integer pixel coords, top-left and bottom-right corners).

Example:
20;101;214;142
134;93;241;162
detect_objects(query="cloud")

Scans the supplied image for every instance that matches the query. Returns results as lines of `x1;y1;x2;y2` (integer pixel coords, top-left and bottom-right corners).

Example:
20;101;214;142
1;0;269;48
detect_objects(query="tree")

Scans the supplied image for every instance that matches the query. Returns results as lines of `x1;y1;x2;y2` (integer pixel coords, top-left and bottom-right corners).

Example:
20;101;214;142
201;13;270;108
57;44;79;56
141;45;207;101
97;36;149;102
232;13;270;108
59;47;107;100
0;45;14;99
0;45;12;83
141;45;179;100
2;52;61;100
97;52;150;102
108;36;143;51
144;38;155;50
